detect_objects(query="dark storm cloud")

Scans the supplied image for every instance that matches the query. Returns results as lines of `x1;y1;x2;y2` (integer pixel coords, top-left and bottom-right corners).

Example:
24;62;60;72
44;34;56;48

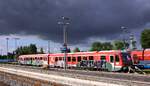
0;0;150;44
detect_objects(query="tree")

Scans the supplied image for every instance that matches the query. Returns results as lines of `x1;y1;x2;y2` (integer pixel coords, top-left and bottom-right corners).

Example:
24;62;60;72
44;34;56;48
114;40;124;50
141;29;150;60
90;42;113;51
40;48;44;54
15;44;38;56
29;44;37;54
90;42;103;51
73;47;80;52
102;42;113;50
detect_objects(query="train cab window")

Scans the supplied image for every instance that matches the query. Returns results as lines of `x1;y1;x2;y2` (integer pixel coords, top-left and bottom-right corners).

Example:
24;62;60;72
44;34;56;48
83;57;87;60
77;56;81;62
67;57;71;62
115;55;120;62
101;56;106;61
72;57;76;62
89;56;94;60
110;56;114;63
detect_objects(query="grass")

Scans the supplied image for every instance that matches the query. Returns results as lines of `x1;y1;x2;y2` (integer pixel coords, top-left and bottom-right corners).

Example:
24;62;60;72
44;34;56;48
143;69;150;74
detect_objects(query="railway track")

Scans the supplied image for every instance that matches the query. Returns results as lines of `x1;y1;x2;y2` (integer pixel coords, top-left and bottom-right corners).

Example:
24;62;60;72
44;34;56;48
0;64;150;86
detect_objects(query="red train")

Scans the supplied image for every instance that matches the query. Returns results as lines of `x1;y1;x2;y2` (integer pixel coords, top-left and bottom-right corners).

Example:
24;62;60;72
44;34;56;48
18;50;132;71
131;49;150;64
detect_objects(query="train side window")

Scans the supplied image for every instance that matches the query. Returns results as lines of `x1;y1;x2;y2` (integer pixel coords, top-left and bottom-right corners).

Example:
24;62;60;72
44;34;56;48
89;56;94;60
35;57;37;60
101;56;106;61
44;57;46;61
110;56;114;63
40;57;42;60
55;57;58;61
59;57;62;60
83;57;87;60
115;55;119;62
67;57;71;62
72;57;76;62
78;56;81;62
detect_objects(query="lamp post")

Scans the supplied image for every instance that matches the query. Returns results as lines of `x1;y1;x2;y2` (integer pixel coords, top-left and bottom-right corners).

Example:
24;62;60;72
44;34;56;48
58;16;70;70
14;38;20;50
0;49;2;55
48;40;50;53
6;38;9;59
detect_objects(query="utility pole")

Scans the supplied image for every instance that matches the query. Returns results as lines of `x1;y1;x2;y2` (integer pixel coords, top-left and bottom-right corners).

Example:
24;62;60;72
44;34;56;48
121;26;129;50
129;34;137;50
58;16;70;70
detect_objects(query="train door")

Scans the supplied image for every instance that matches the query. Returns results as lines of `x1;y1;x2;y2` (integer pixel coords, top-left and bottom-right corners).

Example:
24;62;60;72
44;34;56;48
67;56;71;67
100;55;106;69
108;55;121;71
115;55;120;65
72;57;77;67
109;55;115;71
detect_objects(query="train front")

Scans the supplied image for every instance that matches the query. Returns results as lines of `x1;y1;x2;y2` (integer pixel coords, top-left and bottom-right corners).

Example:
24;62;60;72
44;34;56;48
120;51;133;71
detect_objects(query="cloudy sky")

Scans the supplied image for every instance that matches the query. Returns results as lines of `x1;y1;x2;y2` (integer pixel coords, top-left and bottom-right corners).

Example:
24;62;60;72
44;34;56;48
0;0;150;54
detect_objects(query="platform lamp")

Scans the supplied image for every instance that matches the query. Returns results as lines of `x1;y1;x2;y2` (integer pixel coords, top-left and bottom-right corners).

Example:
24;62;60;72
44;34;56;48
6;38;9;60
58;16;70;70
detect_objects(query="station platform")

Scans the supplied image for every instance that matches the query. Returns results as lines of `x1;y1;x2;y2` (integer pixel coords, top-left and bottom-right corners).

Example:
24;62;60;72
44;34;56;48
0;65;150;86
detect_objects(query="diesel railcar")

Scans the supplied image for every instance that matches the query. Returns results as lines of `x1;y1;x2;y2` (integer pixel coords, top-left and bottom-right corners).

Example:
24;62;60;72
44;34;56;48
18;50;132;71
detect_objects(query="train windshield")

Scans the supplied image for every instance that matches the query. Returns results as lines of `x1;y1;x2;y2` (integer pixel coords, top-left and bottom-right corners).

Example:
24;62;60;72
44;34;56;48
121;53;132;65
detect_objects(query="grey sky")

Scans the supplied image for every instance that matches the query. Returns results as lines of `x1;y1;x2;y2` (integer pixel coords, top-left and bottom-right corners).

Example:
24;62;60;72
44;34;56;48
0;0;150;45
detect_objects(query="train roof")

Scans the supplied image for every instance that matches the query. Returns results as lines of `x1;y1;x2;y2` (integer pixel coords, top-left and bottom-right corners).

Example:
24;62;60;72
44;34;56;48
19;54;49;58
48;50;125;56
18;50;129;58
